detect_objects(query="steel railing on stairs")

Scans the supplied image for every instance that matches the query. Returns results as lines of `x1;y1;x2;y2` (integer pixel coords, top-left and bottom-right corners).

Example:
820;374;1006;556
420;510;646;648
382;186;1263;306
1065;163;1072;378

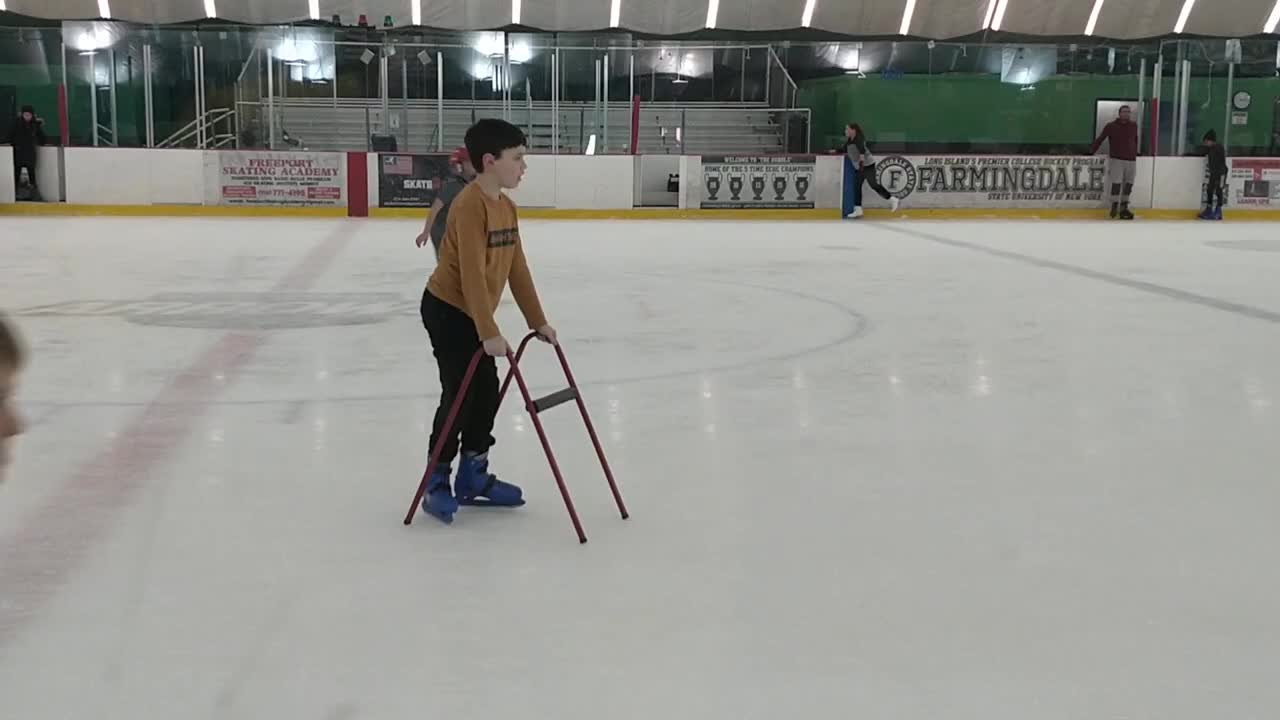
95;124;117;147
158;108;238;149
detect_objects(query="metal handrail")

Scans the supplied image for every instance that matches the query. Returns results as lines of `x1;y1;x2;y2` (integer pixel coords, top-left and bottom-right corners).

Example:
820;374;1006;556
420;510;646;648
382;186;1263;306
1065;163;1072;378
157;114;206;147
159;108;235;148
95;123;117;147
235;45;260;86
767;47;799;109
245;97;771;110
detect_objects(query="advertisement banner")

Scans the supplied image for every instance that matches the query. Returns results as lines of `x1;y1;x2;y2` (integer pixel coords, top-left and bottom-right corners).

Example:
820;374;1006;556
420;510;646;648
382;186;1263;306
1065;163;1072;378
1226;158;1280;208
869;155;1109;208
700;155;816;209
208;151;345;206
377;153;454;208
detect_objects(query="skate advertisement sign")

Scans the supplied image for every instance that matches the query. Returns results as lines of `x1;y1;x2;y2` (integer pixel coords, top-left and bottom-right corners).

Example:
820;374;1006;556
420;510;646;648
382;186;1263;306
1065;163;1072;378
1226;158;1280;208
700;155;816;209
871;155;1108;208
377;153;454;208
207;151;345;207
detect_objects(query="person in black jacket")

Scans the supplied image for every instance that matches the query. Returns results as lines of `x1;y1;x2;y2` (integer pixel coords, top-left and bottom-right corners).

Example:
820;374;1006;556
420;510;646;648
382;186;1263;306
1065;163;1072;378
1199;129;1227;221
8;105;47;200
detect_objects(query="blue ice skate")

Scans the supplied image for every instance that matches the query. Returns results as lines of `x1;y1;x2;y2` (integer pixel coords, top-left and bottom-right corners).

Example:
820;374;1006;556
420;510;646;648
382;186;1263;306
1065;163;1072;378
455;453;525;507
422;465;459;524
1198;207;1214;220
1212;206;1223;221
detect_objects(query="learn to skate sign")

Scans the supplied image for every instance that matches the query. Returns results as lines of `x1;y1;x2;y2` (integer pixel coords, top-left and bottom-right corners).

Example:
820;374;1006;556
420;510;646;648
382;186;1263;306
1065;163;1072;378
1228;158;1280;207
208;151;345;207
701;155;816;209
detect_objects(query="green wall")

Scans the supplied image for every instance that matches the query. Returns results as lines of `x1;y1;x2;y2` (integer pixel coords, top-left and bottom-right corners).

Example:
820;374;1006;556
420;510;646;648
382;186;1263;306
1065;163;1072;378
0;63;65;139
800;73;1280;154
2;58;186;147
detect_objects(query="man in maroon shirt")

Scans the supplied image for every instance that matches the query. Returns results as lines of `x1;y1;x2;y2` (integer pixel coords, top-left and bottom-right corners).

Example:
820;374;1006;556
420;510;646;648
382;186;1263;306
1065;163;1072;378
1091;105;1139;220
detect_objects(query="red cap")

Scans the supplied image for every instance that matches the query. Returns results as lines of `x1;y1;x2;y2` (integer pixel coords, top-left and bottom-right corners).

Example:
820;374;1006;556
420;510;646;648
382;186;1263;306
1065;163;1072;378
450;147;470;166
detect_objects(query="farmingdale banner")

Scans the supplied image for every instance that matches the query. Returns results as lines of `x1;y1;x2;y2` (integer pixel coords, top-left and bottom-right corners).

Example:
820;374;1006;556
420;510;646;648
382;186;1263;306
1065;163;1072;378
206;151;345;207
868;155;1109;208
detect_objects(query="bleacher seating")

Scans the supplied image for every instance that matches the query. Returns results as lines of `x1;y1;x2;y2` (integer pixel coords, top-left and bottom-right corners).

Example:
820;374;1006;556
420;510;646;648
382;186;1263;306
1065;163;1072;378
251;99;798;155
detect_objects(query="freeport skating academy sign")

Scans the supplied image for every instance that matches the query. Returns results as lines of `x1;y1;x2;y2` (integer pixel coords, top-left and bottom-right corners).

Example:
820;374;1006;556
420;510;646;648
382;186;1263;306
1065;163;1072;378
701;155;816;209
871;155;1108;208
206;151;345;207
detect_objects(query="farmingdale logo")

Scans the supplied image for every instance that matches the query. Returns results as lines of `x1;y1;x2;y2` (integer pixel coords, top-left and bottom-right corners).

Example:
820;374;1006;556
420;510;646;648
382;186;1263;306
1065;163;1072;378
875;155;1107;203
221;158;341;177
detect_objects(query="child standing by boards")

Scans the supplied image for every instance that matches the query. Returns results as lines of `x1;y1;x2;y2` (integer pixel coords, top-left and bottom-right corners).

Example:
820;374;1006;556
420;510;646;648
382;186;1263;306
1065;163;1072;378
418;119;558;524
0;313;26;483
1199;130;1227;221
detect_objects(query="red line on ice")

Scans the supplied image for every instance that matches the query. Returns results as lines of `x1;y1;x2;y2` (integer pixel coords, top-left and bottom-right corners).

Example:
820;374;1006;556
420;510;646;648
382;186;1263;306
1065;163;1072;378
0;223;353;652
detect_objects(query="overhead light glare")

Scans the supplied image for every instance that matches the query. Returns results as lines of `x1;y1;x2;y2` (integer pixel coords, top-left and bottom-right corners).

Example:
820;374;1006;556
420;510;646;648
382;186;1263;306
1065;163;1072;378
982;0;998;29
1085;0;1105;36
1174;0;1197;33
801;0;817;28
1263;0;1280;33
991;0;1010;31
899;0;916;35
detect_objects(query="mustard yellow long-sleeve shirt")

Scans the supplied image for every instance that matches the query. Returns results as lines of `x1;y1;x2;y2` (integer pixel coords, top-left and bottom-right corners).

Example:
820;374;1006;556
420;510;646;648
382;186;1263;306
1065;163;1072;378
426;182;547;340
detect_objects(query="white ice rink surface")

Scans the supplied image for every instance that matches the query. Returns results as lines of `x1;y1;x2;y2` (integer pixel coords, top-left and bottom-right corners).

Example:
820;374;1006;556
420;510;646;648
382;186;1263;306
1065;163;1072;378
2;216;1280;719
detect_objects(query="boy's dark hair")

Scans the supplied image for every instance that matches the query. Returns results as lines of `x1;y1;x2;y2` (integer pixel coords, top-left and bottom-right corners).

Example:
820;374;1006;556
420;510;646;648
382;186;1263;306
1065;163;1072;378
1203;129;1218;143
465;119;527;173
0;313;23;370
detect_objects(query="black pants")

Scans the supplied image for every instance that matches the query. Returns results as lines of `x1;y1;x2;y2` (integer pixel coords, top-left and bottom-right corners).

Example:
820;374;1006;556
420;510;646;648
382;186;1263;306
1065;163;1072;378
1206;170;1226;208
14;158;37;188
421;287;497;465
854;162;892;206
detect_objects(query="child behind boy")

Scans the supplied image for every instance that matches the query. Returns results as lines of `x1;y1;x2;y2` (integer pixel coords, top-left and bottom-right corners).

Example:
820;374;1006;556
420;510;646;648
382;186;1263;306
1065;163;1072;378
418;119;557;524
415;146;477;258
1;313;26;483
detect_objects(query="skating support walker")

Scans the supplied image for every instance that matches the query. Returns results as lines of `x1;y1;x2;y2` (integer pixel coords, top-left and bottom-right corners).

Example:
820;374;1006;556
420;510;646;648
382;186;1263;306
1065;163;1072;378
403;331;629;543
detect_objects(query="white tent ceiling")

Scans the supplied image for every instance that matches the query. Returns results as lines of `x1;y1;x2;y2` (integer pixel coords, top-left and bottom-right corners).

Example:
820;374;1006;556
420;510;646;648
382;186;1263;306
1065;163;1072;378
3;0;1279;39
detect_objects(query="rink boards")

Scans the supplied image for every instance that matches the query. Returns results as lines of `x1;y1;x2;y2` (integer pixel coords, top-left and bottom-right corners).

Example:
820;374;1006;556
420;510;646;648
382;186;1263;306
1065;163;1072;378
2;146;1278;221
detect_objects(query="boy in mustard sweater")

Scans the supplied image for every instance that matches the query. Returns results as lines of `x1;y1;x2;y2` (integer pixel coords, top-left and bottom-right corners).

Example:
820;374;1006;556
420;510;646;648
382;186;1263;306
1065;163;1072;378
419;119;557;524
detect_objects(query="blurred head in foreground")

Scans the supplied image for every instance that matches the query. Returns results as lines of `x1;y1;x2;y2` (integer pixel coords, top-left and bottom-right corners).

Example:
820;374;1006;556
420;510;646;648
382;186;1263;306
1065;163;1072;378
0;313;25;480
